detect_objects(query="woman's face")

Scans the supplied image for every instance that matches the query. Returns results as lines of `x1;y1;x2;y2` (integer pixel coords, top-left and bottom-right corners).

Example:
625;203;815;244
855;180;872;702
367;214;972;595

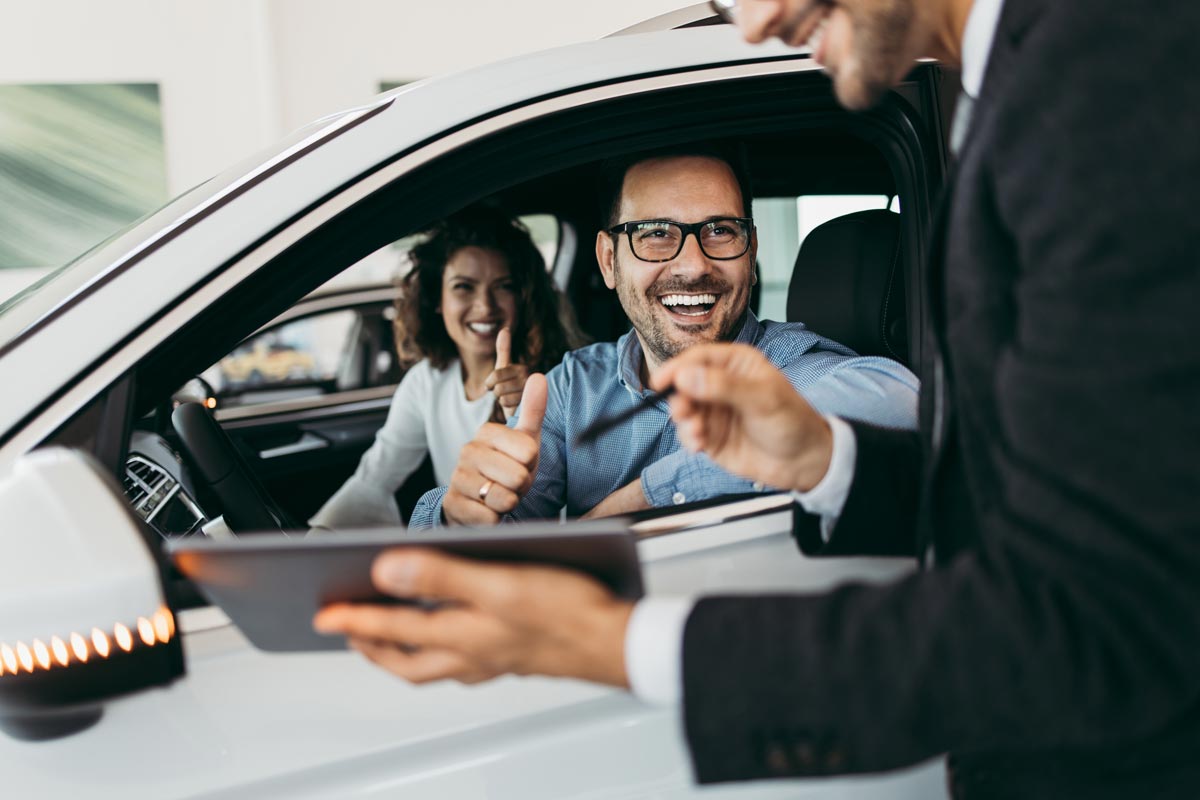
439;246;517;365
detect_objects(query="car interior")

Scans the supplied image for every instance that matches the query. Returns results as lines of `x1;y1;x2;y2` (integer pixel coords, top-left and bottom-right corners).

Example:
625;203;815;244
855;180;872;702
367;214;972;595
39;65;956;609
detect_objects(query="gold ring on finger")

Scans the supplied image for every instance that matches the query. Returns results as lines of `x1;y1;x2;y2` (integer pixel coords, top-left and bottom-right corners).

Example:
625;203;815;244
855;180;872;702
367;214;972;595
478;479;494;502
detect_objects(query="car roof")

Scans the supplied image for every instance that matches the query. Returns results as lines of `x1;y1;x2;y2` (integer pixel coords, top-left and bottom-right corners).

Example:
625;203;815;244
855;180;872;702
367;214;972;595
606;2;725;36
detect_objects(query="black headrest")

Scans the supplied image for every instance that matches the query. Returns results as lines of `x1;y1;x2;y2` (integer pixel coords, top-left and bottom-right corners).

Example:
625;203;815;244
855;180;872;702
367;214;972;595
787;209;907;363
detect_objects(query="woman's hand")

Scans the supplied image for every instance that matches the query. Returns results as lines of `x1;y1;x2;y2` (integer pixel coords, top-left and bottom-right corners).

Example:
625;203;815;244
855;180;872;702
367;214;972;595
485;328;530;420
652;343;835;493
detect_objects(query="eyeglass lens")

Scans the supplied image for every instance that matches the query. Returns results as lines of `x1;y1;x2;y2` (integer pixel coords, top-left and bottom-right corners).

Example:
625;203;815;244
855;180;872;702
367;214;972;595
629;220;750;261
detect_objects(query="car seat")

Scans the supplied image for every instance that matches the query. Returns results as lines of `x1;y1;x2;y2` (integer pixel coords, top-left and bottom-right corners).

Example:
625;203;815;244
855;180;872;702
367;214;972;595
787;209;908;364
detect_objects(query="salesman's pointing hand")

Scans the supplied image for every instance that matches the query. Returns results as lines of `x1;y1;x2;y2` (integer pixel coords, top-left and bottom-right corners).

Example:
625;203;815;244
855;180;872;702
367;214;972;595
651;343;835;493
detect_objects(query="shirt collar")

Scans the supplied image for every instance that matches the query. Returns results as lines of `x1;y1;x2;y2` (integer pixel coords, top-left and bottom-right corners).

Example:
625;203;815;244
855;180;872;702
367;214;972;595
961;0;1005;98
617;310;763;395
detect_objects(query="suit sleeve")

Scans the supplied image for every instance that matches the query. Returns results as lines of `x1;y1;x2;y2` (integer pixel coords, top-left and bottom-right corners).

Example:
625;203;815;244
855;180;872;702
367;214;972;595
683;2;1200;782
792;421;921;557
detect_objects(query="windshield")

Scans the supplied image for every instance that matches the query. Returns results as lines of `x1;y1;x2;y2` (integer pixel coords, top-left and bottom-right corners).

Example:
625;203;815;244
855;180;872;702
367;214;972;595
0;184;207;316
0;104;380;351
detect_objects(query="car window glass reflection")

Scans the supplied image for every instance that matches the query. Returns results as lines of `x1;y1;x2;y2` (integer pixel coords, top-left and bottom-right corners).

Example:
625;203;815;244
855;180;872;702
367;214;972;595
202;309;356;408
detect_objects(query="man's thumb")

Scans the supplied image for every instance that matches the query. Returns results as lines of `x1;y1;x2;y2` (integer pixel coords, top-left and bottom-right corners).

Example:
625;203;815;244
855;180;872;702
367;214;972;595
514;373;548;435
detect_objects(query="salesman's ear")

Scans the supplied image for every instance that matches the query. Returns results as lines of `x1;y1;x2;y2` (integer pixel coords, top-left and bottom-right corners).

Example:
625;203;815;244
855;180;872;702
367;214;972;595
595;231;617;290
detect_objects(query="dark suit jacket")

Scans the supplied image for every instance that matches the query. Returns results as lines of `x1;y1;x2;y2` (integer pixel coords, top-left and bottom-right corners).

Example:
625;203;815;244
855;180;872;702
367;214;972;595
681;1;1200;795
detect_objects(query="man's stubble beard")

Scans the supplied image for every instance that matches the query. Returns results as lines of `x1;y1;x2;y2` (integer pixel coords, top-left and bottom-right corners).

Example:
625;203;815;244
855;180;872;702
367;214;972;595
612;251;747;367
833;0;918;111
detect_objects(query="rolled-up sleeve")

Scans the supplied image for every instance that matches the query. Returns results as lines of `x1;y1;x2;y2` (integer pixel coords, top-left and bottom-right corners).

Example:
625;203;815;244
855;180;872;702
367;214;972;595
407;486;448;530
797;355;918;430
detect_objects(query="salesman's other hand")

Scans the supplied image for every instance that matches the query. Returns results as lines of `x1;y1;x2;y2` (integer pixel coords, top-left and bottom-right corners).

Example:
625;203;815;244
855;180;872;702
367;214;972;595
313;548;634;687
652;343;833;493
443;374;547;526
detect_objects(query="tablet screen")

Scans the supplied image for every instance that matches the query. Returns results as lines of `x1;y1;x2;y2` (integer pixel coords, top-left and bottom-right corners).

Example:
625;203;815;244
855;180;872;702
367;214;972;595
167;521;641;652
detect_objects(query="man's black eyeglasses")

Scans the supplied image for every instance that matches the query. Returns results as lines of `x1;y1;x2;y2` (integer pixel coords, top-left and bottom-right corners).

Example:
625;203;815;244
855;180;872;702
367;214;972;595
607;217;754;263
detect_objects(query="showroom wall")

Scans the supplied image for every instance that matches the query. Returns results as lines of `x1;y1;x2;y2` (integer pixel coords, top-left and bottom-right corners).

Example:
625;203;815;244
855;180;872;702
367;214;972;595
0;0;687;298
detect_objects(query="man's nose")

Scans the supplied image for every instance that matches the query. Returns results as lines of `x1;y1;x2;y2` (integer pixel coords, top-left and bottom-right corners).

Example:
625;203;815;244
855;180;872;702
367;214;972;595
669;232;715;279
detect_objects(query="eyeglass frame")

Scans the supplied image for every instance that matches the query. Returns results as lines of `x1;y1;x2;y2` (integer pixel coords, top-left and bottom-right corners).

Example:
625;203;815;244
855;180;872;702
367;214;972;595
606;217;755;263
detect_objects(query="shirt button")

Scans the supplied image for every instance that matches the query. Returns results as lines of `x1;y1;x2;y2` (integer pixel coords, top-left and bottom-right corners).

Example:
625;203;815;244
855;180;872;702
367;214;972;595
672;492;686;505
752;481;764;491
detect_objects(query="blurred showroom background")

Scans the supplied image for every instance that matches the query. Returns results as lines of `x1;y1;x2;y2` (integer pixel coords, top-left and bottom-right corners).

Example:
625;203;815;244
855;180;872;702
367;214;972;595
0;0;692;302
0;0;896;329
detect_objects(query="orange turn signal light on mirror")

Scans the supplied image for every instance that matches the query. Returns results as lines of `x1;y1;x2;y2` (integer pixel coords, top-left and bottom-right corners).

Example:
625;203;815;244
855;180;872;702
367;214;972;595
0;607;175;678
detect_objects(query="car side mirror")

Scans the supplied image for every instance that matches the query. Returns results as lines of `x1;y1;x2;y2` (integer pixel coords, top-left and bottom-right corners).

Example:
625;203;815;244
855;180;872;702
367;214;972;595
0;449;184;740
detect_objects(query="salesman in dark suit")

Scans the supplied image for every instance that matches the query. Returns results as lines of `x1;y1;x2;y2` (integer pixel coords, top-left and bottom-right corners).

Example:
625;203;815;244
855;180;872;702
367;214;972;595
315;0;1200;796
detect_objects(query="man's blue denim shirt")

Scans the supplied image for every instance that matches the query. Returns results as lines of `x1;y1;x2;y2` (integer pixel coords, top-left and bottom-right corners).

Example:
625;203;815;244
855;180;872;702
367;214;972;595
408;312;918;528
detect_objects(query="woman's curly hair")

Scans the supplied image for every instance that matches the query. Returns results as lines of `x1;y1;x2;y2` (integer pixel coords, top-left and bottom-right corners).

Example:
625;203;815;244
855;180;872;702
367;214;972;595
394;205;585;377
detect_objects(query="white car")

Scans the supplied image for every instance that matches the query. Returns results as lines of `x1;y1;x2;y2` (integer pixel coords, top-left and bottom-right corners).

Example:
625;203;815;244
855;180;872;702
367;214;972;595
0;8;955;798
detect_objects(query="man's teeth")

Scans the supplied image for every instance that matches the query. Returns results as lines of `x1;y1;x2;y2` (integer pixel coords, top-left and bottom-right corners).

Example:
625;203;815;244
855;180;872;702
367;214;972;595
660;293;718;307
468;322;499;334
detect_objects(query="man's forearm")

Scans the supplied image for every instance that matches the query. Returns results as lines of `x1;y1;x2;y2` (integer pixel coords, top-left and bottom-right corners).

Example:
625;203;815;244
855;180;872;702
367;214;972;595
641;449;765;508
583;478;651;519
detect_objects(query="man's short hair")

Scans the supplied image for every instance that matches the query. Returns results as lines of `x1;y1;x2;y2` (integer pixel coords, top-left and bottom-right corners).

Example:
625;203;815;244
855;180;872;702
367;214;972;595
598;140;754;228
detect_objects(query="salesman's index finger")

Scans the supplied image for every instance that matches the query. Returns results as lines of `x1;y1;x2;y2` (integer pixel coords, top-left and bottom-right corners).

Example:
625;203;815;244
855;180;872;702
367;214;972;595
651;343;741;393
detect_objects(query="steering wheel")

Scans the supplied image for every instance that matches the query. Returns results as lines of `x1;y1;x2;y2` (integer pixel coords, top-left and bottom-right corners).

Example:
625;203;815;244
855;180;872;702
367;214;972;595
171;402;296;534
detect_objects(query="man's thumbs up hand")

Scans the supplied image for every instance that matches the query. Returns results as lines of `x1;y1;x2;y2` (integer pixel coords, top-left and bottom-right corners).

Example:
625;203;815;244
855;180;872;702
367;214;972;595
444;373;549;526
513;373;547;437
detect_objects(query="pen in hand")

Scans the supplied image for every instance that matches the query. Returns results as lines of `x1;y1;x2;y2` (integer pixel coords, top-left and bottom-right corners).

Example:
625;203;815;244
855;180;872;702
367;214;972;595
574;386;677;446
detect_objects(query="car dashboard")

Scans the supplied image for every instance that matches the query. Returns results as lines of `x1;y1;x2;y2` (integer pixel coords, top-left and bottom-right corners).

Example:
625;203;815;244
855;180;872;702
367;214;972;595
122;431;208;540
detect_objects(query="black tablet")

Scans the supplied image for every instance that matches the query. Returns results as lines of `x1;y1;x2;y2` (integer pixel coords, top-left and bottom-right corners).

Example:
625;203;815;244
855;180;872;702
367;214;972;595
167;521;642;652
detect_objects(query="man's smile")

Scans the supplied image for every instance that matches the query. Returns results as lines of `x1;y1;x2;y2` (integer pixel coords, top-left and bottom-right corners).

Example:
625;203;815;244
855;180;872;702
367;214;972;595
658;291;721;321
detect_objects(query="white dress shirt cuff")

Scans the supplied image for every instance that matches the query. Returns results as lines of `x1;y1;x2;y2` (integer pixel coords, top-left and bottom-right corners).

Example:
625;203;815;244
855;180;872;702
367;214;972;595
791;415;857;540
624;596;695;706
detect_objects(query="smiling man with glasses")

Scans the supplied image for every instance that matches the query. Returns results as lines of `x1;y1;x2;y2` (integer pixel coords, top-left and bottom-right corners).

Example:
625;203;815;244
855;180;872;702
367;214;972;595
406;141;918;527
